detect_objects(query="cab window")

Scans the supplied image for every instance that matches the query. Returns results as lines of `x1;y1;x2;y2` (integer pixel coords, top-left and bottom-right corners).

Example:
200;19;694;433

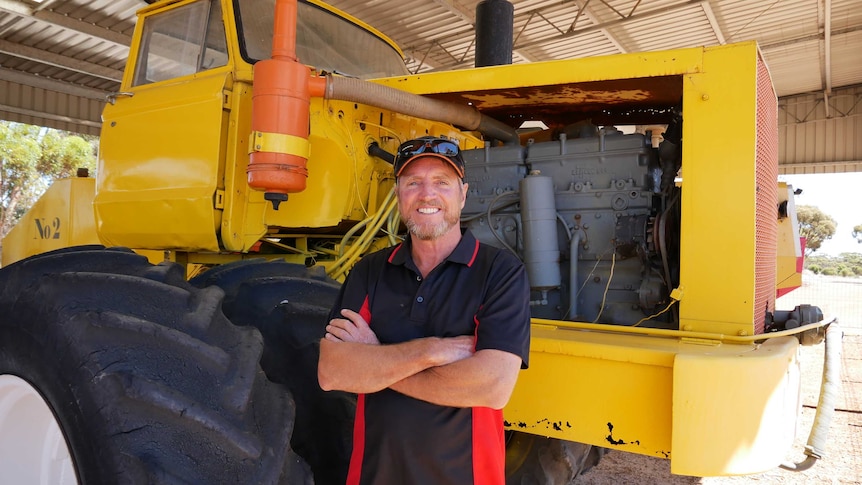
133;0;228;86
236;0;408;79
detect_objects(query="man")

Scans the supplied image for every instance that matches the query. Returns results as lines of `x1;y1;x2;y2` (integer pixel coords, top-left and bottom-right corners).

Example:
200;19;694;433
318;136;531;485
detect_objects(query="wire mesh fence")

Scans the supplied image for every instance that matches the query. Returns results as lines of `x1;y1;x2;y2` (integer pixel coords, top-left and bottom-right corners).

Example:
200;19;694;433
777;273;862;335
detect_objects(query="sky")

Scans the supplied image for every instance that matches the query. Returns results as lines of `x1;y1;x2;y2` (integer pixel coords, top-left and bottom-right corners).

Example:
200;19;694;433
780;172;862;256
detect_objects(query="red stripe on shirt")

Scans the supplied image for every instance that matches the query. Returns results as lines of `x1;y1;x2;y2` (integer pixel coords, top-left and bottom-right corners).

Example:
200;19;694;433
347;296;373;485
387;243;403;263
359;295;372;323
346;394;366;485
467;239;480;267
472;308;504;484
473;406;506;485
473;312;482;351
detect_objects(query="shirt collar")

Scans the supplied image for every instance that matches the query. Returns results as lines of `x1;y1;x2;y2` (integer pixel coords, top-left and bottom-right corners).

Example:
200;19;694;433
389;229;479;268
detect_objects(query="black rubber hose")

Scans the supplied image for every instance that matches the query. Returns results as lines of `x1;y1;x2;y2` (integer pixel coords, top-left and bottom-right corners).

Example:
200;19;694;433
368;142;395;164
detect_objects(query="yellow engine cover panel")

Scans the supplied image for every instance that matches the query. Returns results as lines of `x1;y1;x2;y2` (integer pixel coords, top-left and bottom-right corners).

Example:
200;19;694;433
505;324;801;477
672;337;800;475
1;177;100;266
506;326;677;457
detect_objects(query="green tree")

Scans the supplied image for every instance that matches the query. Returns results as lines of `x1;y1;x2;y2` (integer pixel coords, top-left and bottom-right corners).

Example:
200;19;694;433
0;121;97;238
796;205;837;255
806;253;862;278
854;224;862;244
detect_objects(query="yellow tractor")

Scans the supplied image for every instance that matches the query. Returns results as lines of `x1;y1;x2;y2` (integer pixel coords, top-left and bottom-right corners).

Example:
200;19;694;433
0;0;839;483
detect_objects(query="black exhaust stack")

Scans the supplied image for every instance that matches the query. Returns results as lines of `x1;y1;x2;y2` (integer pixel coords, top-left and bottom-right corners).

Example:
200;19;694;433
475;0;514;67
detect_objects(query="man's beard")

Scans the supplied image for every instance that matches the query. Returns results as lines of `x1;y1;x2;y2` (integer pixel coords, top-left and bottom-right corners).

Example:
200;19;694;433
403;209;460;241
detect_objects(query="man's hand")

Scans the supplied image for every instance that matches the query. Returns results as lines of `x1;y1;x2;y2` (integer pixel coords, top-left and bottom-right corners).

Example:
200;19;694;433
325;309;380;344
432;335;475;366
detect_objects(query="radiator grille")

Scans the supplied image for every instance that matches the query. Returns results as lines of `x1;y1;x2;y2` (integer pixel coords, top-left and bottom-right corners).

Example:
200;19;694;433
754;56;778;334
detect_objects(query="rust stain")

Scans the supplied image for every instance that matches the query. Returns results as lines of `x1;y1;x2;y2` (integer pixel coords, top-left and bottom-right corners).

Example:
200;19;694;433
605;422;640;446
504;417;571;431
424;76;683;126
462;87;653;108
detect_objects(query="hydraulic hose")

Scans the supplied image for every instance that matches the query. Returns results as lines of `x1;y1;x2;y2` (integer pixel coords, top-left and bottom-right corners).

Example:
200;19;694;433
327;188;399;281
367;142;395;164
314;75;520;146
780;321;843;472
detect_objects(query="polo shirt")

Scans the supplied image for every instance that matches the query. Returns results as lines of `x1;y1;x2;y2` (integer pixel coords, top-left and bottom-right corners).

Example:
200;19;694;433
329;229;531;485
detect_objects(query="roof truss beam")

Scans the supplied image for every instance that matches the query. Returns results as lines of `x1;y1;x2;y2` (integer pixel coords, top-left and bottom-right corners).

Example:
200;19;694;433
515;0;706;52
0;0;131;48
422;0;538;68
573;0;628;53
700;1;726;44
419;0;704;70
0;39;123;82
0;65;107;101
0;101;101;128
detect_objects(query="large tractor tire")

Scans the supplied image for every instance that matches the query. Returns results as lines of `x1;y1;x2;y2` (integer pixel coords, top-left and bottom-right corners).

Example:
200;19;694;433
0;247;311;484
191;260;355;485
505;432;606;485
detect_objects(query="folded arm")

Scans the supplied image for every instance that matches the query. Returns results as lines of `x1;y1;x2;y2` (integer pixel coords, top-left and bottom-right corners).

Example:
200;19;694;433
317;309;473;393
318;309;521;409
389;348;522;409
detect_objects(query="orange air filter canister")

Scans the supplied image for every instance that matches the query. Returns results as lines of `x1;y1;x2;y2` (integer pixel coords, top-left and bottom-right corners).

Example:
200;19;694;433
247;0;310;209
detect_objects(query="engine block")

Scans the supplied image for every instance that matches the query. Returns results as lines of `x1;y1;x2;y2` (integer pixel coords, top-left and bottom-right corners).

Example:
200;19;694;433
461;129;673;325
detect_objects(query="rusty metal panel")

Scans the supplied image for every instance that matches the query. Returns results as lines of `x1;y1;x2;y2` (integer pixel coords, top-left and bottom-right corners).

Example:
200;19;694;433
426;76;684;127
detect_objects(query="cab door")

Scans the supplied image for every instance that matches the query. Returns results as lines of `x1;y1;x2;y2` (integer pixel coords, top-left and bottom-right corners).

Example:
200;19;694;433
96;0;231;252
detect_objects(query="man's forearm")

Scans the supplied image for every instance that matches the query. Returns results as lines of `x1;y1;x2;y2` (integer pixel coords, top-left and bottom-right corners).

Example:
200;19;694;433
389;349;522;409
318;337;464;393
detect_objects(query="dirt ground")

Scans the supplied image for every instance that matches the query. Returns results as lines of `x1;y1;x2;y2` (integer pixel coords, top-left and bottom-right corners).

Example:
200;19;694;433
574;275;862;485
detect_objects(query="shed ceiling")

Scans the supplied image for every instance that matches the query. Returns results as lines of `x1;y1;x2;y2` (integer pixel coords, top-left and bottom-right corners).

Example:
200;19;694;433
0;0;860;142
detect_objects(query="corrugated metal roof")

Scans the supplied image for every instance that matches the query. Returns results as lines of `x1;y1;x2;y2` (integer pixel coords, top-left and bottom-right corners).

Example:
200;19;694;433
0;0;860;136
325;0;862;99
779;84;862;174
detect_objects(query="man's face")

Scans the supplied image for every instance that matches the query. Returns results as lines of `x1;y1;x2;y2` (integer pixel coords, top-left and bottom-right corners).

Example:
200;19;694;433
396;156;467;241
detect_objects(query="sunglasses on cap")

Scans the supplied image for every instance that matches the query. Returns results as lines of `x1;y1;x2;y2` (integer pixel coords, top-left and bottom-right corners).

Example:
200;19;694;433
393;137;466;179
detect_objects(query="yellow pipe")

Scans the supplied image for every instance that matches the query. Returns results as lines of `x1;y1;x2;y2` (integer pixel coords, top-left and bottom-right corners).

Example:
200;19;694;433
531;317;832;344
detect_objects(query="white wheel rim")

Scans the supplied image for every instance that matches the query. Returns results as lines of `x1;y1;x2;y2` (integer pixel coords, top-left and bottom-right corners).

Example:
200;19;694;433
0;375;78;485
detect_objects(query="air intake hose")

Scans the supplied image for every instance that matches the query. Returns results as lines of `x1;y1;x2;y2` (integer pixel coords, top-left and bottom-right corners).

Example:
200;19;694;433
312;75;520;146
780;321;843;472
